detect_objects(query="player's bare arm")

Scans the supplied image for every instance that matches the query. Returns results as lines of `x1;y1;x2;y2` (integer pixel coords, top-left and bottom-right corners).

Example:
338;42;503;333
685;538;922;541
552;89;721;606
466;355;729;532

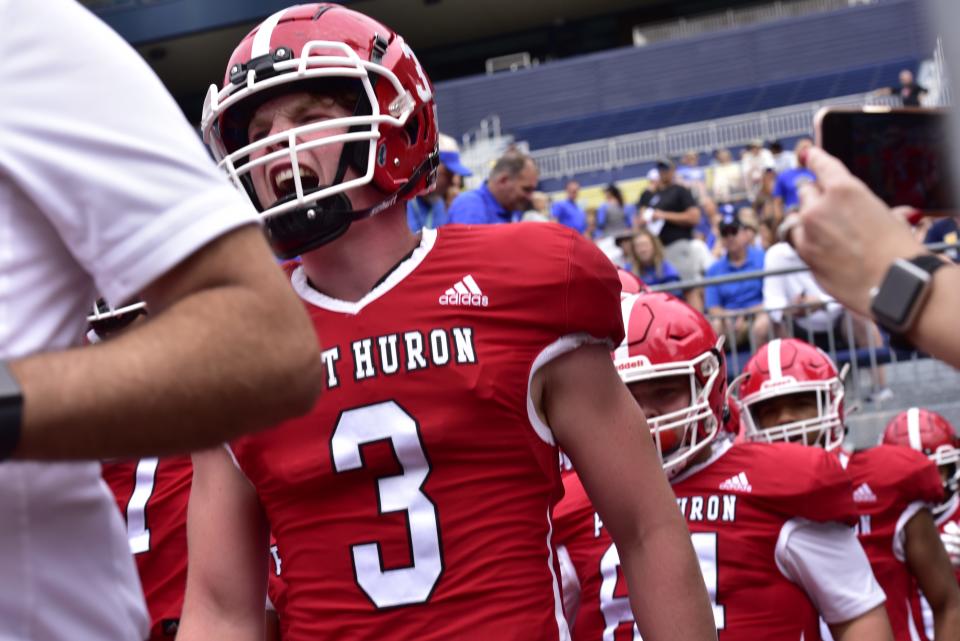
10;226;323;459
533;343;717;641
905;509;960;640
178;446;270;641
828;604;894;641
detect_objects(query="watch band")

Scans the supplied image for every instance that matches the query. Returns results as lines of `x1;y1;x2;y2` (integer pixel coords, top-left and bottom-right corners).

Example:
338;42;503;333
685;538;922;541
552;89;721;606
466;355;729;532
0;361;23;460
907;253;947;276
886;253;945;350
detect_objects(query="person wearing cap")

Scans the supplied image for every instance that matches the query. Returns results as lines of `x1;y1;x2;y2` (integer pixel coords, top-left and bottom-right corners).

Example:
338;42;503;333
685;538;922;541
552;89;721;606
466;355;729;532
641;157;703;309
447;151;538;225
705;206;770;348
407;133;473;231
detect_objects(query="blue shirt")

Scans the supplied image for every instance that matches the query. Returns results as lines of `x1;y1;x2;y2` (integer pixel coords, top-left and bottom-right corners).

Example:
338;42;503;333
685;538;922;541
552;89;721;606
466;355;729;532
552;199;587;234
595;202;637;237
447;182;520;225
773;167;815;210
639;261;683;297
406;196;448;232
925;217;960;262
705;245;766;310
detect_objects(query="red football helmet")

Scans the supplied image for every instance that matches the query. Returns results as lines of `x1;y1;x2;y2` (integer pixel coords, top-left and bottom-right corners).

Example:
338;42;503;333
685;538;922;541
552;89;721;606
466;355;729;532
729;338;846;451
613;292;726;478
202;4;439;258
883;408;960;503
617;269;647;297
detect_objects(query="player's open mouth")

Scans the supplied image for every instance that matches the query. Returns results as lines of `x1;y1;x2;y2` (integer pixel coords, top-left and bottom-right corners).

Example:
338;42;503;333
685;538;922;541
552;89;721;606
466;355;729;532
270;165;320;201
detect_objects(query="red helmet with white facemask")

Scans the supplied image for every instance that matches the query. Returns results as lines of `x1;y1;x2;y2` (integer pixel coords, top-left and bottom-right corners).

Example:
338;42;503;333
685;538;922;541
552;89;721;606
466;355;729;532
202;4;439;258
613;292;726;478
730;338;846;451
617;269;647;297
883;408;960;510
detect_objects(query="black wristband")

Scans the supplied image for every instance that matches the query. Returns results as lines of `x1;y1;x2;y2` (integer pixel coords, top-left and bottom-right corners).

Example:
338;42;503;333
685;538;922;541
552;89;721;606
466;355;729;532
0;362;23;461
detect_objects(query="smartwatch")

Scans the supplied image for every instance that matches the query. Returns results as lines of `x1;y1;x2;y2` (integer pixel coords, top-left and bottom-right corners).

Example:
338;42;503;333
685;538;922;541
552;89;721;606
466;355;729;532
0;361;23;460
869;254;945;336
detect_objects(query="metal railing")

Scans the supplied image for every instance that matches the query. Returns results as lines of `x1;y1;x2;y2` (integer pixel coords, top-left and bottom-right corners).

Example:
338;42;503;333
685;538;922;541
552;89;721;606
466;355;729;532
632;0;882;47
529;91;903;181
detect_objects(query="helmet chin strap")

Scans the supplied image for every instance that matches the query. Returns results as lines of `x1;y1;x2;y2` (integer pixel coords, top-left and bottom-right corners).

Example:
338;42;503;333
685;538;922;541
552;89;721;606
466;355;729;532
263;150;437;259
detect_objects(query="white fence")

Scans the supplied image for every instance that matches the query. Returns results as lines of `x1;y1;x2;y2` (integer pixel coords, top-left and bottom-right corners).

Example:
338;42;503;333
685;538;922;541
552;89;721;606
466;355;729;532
528;92;903;181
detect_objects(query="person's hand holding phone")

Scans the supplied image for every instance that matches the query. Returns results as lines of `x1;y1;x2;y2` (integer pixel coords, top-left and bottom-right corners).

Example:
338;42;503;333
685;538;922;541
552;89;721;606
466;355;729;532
791;147;925;316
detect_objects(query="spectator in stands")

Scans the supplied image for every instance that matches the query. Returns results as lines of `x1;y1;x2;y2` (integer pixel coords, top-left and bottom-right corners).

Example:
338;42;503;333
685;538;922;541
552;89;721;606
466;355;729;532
924;212;960;263
643;157;704;310
740;139;775;202
874;68;928;107
448;152;537;225
407;133;473;232
737;206;762;248
522;191;552;222
764;218;892;401
753;168;779;224
629;228;681;293
706;208;770;347
758;217;778;250
636;168;660;221
596;183;632;237
551;179;587;234
773;137;815;224
709;148;745;203
769;139;797;174
677;151;707;200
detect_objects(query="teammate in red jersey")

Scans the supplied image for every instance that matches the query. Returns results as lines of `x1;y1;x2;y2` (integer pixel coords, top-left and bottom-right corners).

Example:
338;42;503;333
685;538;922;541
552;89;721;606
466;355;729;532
555;292;891;641
89;300;190;640
883;408;960;639
177;5;714;641
731;338;960;641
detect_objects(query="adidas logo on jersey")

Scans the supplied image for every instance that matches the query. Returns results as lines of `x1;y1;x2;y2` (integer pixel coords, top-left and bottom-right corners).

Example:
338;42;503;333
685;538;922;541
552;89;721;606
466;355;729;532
439;275;488;307
853;483;878;503
718;472;752;493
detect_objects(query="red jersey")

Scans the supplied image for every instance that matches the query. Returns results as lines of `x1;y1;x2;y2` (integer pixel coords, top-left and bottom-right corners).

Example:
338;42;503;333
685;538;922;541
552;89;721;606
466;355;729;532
102;455;192;640
841;445;944;641
229;224;623;641
554;440;869;641
934;495;960;583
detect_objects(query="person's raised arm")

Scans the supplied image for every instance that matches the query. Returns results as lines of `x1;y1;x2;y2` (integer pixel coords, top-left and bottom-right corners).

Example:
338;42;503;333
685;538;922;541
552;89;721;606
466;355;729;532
535;343;716;641
11;225;322;459
904;509;960;640
792;147;960;368
177;446;270;641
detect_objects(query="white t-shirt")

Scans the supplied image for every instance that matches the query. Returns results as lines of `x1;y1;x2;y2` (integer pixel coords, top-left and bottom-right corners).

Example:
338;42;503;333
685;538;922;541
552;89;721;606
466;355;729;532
0;1;259;639
763;242;843;332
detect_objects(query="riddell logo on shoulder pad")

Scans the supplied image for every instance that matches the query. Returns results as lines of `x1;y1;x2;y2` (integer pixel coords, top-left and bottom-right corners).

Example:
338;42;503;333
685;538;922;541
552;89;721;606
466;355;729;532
439;275;489;307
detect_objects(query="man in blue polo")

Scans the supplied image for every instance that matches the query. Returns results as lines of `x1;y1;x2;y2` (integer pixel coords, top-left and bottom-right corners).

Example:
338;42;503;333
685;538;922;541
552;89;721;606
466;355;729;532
706;206;770;348
407;133;473;232
551;180;587;234
447;152;538;225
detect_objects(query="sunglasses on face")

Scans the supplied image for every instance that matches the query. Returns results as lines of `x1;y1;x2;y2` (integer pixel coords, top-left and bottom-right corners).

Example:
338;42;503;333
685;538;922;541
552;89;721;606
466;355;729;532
720;226;740;237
